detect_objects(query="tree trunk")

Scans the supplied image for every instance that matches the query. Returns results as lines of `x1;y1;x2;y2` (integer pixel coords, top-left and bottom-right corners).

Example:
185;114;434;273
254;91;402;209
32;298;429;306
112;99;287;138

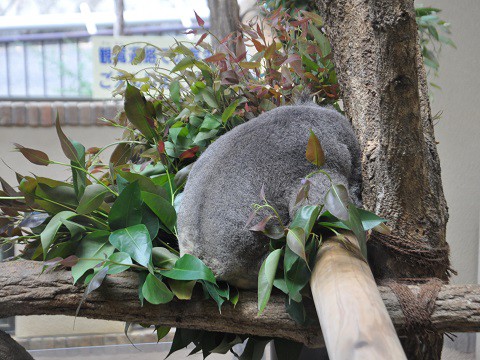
0;330;34;360
315;1;449;358
113;0;125;36
2;261;480;348
207;0;241;49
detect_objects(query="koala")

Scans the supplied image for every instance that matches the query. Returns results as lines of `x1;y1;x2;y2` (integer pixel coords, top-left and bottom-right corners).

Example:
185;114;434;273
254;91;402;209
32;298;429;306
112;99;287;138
177;103;362;289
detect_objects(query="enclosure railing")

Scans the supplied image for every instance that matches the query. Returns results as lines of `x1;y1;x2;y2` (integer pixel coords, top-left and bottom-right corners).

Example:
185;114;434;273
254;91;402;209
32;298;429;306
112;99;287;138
0;24;203;99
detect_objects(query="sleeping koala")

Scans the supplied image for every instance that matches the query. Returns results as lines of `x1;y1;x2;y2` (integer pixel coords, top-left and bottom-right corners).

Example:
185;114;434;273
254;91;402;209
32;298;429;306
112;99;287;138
177;103;362;289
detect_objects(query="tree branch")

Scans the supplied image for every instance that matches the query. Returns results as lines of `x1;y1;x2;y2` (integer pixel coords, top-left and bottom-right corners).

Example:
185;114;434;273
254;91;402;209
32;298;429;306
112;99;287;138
1;261;480;349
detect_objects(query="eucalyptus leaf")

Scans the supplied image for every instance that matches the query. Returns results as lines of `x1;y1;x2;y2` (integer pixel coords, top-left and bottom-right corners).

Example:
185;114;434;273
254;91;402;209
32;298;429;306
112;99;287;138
160;254;216;283
141;191;176;232
142;273;174;304
168;279;196;300
77;184;108;215
108;181;142;231
40;211;77;258
152;247;179;269
71;230;114;284
124;83;156;141
258;248;282;315
324;184;350;221
109;224;152;267
76;266;109;317
286;227;307;264
107;252;133;274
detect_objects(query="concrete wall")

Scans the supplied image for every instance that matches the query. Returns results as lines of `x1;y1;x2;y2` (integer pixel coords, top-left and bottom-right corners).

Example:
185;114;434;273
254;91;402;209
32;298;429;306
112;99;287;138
0;126;126;337
417;0;480;355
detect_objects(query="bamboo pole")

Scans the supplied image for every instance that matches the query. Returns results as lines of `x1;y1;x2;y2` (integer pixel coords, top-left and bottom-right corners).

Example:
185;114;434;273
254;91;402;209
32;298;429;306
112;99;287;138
310;232;406;360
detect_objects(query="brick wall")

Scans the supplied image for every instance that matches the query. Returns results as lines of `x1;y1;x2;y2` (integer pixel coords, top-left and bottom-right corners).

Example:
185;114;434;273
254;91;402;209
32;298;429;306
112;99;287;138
0;101;122;127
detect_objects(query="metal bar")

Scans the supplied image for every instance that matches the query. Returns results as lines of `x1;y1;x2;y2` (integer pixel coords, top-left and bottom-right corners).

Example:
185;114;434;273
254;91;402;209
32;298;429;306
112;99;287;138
59;40;64;96
41;41;47;96
76;38;81;95
5;43;10;96
0;24;207;43
23;42;28;96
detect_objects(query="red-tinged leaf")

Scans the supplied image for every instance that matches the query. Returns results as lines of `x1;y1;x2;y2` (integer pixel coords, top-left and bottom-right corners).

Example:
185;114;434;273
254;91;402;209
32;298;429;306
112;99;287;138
205;53;226;63
14;143;50;166
179;146;200;160
245;210;257;228
61;255;79;267
265;42;276;60
55;114;81;163
251;38;265;52
295;180;311;205
157;141;165;154
306;130;325;167
86;147;101;155
234;51;247;63
260;184;266;201
194;10;205;27
257;23;266;42
281;54;301;66
219;32;234;45
249;216;272;232
195;33;208;46
0;177;19;196
290;18;309;26
239;61;261;69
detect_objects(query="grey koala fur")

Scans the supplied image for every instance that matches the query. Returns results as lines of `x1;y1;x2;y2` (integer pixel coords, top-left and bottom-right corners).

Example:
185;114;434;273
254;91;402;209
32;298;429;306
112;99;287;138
177;103;362;289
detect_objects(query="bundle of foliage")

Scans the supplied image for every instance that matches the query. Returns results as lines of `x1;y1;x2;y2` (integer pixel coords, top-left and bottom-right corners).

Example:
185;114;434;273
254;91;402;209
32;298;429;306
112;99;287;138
0;10;388;359
262;0;455;89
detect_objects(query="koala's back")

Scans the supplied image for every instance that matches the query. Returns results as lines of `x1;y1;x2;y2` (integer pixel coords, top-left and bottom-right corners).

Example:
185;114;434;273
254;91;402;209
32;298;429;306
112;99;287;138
177;104;361;289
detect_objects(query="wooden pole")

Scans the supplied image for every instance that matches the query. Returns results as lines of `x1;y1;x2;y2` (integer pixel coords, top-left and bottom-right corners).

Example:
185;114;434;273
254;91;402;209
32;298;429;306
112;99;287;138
310;232;406;360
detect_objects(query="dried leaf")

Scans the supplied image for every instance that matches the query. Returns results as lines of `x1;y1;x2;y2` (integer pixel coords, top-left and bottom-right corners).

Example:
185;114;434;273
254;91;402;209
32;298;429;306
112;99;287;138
305;130;325;167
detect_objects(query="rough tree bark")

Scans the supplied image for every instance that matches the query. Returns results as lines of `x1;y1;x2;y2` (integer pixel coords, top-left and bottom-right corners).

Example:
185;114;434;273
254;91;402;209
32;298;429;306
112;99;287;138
315;0;449;358
207;0;241;49
0;330;33;360
2;261;480;347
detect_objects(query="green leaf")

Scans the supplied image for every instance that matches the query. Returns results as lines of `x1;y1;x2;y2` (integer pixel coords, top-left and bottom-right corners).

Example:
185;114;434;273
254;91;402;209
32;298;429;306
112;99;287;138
193;129;218;144
76;184;108;215
286;227;307;264
169;279;196;300
124;83;155;141
76;266;109;317
70;139;86;200
199;88;219;108
284;246;310;302
140;205;160;240
324;184;350;221
152;247;179;269
258;248;282;315
108;181;143;231
343;205;367;258
221;100;239;124
107;252;133;274
142;273;174;304
169;80;181;108
305;130;325;167
109;224;152;267
285;298;308;325
171;56;195;73
202;281;228;311
71;231;114;283
239;338;270;360
141;191;177;232
309;24;331;57
357;208;387;231
14;143;50;166
40;210;77;258
155;326;171;342
199;114;222;131
273;339;303;360
290;205;321;236
160;254;216;283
